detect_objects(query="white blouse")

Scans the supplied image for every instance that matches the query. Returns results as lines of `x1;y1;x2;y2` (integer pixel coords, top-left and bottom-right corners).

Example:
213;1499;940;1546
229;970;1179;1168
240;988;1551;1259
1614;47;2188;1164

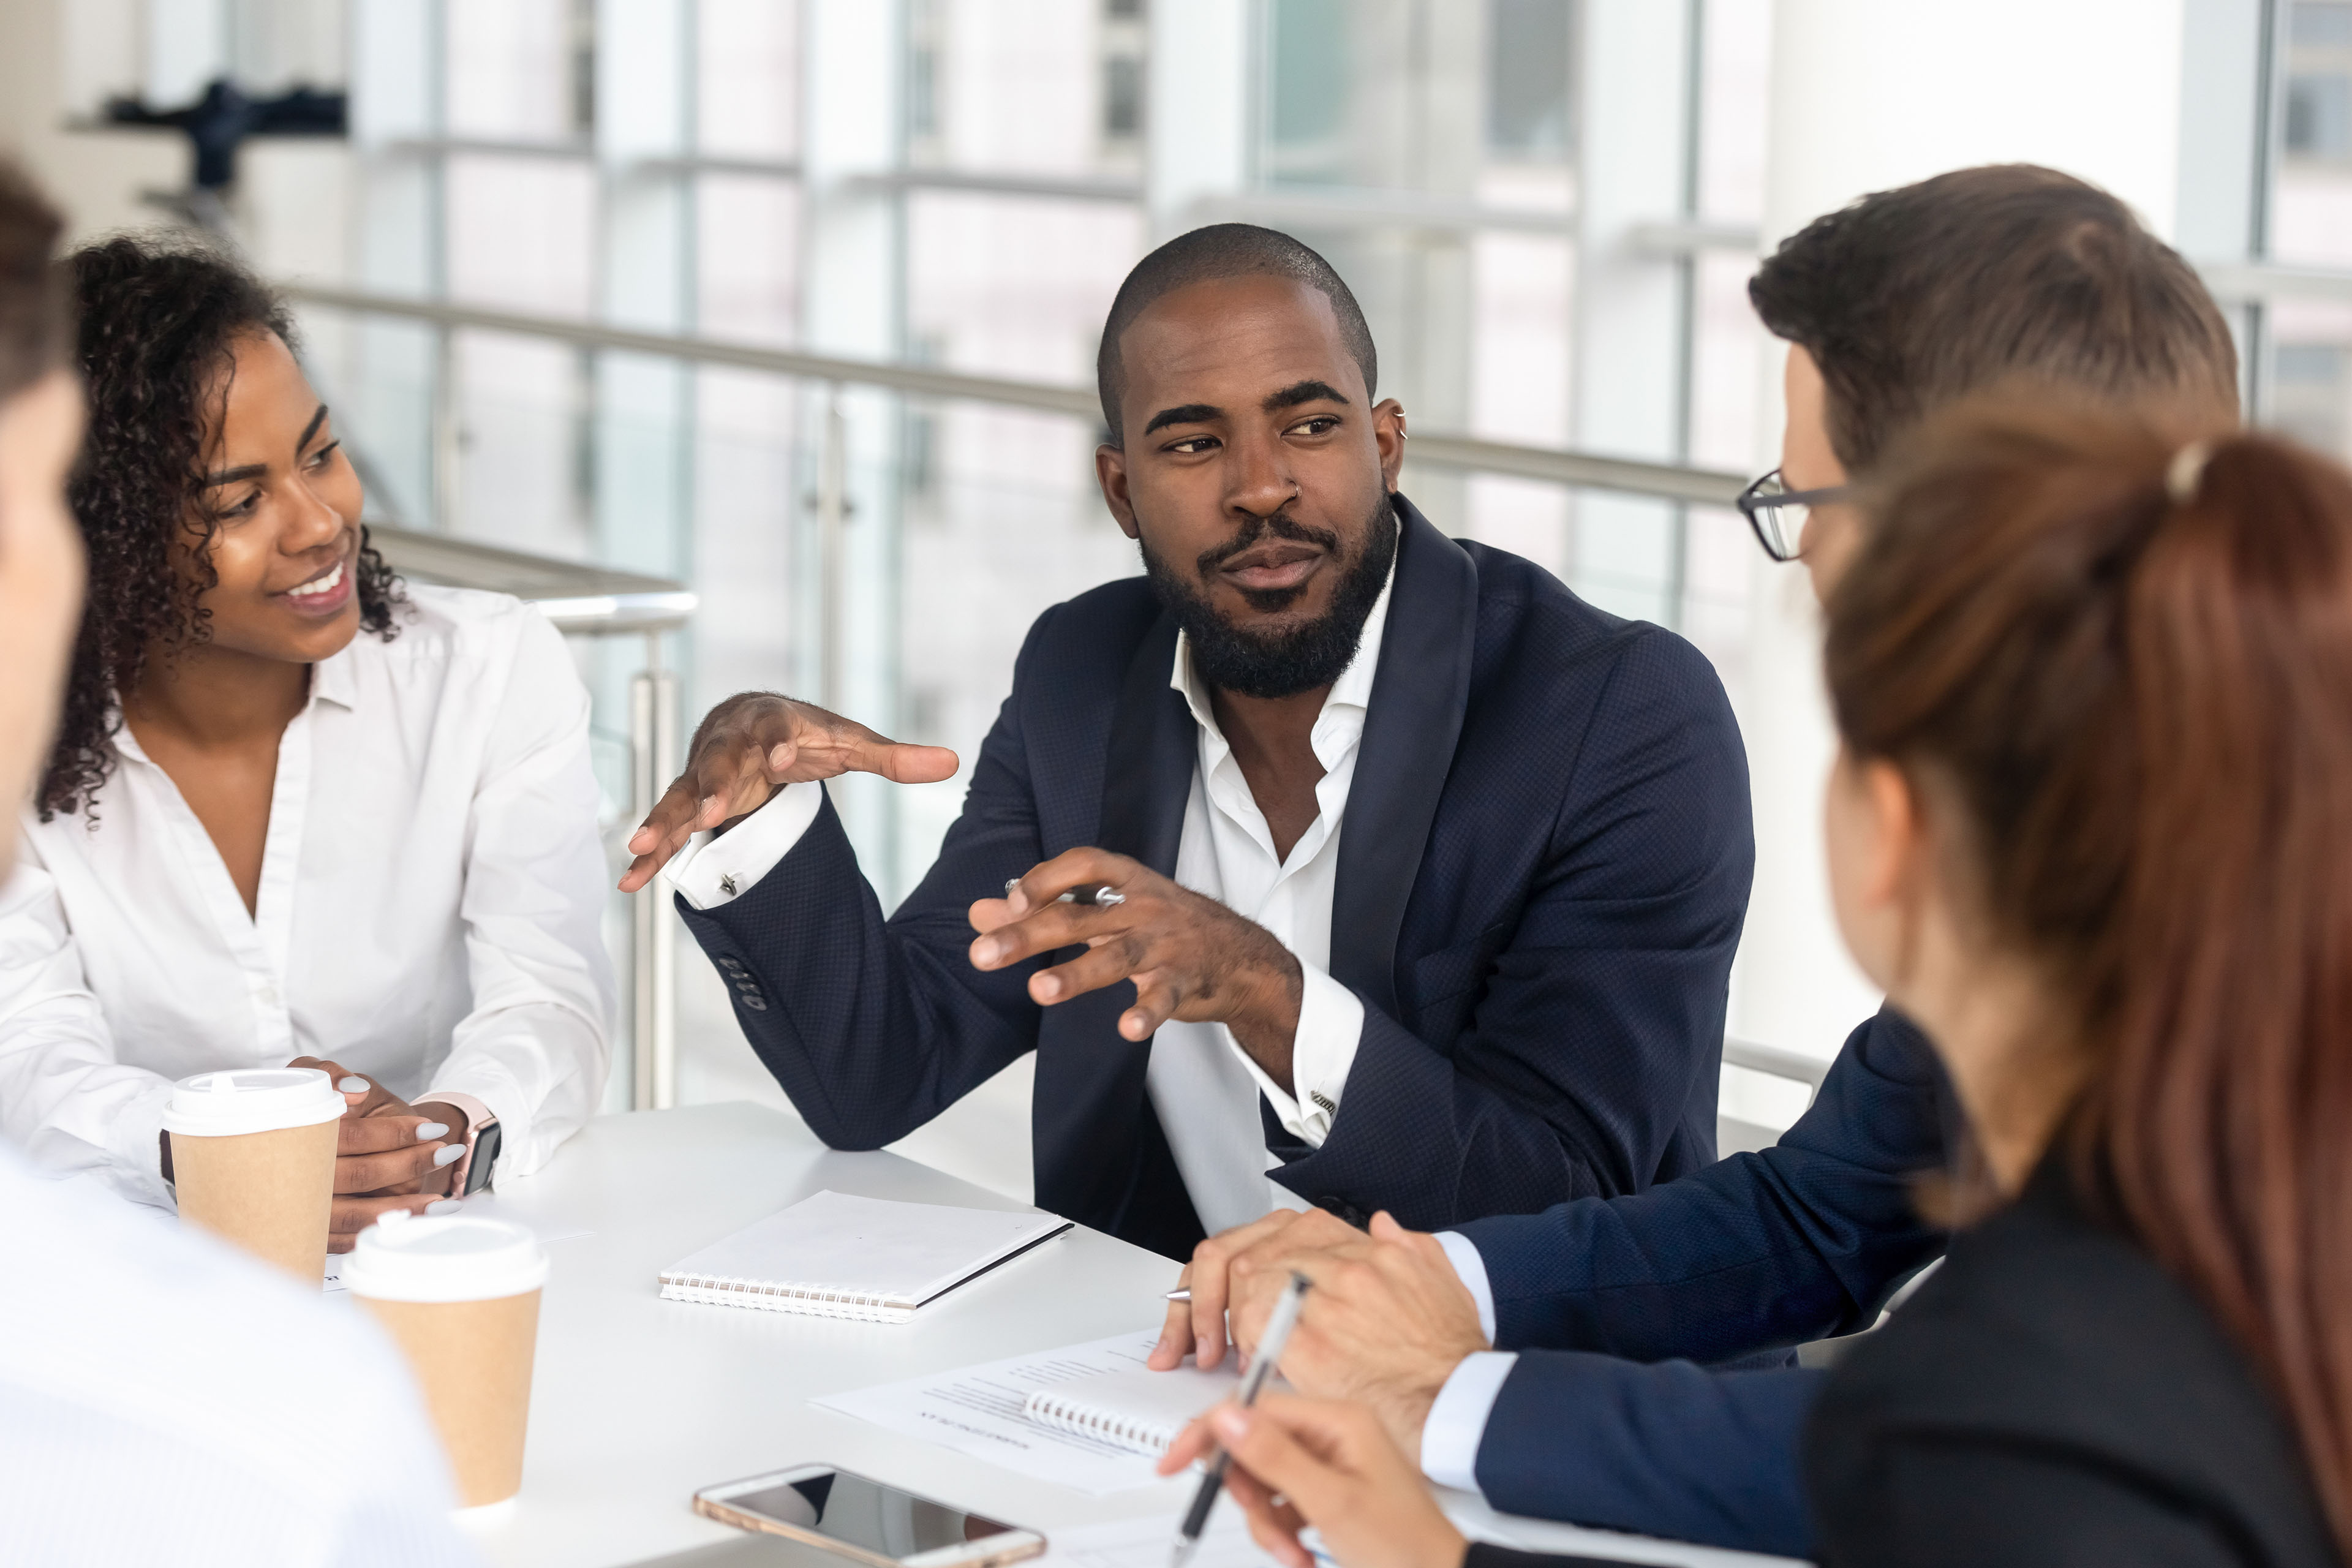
0;584;614;1208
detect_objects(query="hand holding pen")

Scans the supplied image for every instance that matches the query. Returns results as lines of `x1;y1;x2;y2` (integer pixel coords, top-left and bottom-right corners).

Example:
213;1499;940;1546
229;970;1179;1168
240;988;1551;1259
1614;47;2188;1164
1168;1270;1313;1568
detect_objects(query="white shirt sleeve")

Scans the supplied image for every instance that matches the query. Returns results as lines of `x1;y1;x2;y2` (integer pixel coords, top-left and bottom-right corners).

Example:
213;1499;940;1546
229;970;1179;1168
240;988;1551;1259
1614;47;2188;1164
428;613;616;1181
1419;1232;1504;1493
1226;960;1363;1147
1419;1351;1519;1494
663;780;827;911
0;1145;477;1567
1434;1229;1499;1343
0;852;177;1209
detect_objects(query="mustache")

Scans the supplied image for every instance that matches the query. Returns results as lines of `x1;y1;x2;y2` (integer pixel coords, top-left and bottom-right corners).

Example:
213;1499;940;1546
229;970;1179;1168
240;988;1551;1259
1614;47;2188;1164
1194;508;1341;577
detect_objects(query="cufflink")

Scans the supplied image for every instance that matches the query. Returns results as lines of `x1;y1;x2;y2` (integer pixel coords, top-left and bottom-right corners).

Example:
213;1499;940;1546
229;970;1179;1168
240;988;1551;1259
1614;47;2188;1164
720;873;738;897
1310;1090;1338;1115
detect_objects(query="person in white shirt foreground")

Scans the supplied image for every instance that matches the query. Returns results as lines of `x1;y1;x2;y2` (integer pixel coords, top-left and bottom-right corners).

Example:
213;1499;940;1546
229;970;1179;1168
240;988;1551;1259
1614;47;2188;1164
0;157;474;1568
0;233;613;1245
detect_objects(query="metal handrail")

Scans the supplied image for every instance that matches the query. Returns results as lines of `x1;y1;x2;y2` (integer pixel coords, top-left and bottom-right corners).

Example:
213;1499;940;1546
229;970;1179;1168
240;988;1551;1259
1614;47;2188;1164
2198;258;2352;302
281;282;1752;507
1722;1036;1833;1095
366;523;696;628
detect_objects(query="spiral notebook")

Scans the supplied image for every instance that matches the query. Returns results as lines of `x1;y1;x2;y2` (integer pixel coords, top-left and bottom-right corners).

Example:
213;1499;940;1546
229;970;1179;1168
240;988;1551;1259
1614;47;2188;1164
1022;1360;1272;1457
658;1189;1072;1324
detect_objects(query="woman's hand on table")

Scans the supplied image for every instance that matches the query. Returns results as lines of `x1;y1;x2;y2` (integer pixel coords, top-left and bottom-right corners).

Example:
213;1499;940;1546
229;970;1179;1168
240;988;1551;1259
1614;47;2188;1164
1157;1393;1469;1568
290;1057;468;1251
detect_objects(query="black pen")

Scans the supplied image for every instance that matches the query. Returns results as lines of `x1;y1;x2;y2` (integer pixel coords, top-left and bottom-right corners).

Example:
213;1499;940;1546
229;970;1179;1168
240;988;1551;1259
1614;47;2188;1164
1169;1270;1311;1568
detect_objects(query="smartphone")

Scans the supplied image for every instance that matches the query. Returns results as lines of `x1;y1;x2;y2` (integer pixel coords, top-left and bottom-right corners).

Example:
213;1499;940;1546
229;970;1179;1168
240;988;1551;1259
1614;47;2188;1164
694;1464;1047;1568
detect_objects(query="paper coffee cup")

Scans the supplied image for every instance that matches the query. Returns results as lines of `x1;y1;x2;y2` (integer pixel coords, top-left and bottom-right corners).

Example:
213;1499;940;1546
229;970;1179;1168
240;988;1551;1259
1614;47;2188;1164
345;1213;549;1508
162;1067;344;1281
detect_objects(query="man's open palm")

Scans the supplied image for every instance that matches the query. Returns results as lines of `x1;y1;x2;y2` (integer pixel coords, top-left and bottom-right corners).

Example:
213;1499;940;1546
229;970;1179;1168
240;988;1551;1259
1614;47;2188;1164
617;693;957;892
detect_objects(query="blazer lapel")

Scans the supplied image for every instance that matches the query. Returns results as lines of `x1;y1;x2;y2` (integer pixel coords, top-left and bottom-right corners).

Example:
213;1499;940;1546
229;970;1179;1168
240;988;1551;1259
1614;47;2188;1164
1096;610;1191;874
1329;496;1479;1017
1031;610;1195;1239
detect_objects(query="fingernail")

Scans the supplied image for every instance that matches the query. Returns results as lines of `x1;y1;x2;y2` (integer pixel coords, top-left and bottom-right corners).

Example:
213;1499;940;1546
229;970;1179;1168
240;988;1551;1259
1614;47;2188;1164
699;794;723;819
432;1144;466;1167
1036;975;1061;999
973;940;998;967
1212;1408;1250;1441
337;1076;369;1093
415;1121;450;1140
426;1198;464;1215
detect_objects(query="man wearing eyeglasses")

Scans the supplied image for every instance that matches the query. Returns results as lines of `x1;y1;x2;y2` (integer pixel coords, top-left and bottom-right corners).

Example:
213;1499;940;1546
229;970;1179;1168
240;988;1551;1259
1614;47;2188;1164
1153;164;2246;1560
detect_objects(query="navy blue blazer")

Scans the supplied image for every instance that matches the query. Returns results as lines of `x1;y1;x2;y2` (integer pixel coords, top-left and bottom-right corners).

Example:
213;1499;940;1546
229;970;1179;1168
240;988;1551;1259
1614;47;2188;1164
676;498;1753;1259
1451;1008;1955;1558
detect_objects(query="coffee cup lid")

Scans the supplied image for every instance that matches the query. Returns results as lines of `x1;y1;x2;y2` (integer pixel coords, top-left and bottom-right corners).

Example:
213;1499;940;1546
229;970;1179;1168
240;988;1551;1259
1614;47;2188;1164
342;1213;549;1303
159;1067;345;1137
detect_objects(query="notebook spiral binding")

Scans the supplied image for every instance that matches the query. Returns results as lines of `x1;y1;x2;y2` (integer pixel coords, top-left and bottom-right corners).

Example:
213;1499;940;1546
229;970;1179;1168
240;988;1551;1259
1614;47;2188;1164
1020;1390;1178;1457
657;1272;917;1324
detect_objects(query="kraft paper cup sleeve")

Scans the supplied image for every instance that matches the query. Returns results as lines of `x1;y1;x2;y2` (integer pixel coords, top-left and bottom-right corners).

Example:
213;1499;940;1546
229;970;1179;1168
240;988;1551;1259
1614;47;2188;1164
347;1215;548;1508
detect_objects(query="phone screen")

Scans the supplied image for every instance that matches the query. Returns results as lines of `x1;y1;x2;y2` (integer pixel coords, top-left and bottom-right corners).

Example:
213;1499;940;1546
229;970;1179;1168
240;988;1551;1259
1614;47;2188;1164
722;1469;1018;1558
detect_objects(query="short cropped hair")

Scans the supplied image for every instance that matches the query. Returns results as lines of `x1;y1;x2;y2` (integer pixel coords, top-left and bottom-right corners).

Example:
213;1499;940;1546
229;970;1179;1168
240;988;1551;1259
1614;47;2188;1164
1096;224;1378;445
0;160;68;401
1750;164;2239;473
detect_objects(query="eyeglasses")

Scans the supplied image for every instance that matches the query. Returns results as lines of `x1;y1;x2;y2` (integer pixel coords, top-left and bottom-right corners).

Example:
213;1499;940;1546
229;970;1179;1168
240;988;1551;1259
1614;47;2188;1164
1736;469;1852;562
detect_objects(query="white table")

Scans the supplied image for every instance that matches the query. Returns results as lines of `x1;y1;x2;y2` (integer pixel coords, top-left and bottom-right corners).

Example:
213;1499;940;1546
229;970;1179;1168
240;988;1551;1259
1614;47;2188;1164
455;1104;1801;1568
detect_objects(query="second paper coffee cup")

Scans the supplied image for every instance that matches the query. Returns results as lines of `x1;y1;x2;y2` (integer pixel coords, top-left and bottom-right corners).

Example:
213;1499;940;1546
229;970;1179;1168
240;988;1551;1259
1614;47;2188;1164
344;1213;549;1509
162;1066;344;1281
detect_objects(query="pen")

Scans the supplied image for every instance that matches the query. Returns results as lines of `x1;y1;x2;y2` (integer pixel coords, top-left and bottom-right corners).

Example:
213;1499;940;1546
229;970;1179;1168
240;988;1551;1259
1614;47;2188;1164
1169;1270;1311;1568
1166;1287;1191;1301
1005;878;1126;907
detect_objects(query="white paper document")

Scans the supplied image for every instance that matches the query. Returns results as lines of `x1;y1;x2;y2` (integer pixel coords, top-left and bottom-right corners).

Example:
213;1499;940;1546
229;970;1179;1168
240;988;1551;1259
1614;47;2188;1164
813;1329;1196;1494
1041;1511;1291;1568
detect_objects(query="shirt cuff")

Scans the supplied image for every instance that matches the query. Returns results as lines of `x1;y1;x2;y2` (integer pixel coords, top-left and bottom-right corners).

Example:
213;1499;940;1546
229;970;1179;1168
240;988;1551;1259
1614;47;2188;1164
1434;1230;1498;1344
663;780;826;911
1227;962;1363;1147
1420;1351;1518;1494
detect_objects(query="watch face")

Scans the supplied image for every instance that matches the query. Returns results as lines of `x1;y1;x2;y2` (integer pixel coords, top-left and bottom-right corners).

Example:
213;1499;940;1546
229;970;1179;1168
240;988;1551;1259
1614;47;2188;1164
464;1121;503;1194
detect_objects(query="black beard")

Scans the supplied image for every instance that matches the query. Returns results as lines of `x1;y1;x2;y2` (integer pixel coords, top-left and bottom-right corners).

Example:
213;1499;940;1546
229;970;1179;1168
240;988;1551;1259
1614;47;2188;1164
1139;497;1399;700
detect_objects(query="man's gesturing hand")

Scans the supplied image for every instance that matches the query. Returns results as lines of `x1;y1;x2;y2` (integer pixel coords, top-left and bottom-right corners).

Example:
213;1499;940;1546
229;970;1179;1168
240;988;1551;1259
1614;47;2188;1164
969;848;1305;1086
618;692;958;892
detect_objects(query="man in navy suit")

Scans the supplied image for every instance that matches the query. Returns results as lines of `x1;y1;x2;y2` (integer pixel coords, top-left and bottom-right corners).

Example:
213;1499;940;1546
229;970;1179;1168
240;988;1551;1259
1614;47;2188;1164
618;223;1752;1262
1155;167;2248;1559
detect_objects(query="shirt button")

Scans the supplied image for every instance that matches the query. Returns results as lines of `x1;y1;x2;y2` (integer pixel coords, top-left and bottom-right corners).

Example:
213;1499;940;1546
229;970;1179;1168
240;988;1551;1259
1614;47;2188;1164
256;986;281;1008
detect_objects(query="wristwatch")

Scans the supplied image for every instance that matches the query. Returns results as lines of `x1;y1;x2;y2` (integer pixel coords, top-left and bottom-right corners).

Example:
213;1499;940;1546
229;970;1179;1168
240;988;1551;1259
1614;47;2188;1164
463;1117;502;1195
430;1091;502;1196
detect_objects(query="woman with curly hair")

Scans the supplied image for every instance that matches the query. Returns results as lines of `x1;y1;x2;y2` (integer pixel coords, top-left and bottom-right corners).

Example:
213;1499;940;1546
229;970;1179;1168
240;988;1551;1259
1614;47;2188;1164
0;235;612;1246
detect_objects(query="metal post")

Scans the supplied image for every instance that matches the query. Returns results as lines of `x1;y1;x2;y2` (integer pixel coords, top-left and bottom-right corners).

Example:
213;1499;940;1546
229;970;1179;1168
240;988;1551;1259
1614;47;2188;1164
817;384;848;712
628;631;680;1112
431;322;461;530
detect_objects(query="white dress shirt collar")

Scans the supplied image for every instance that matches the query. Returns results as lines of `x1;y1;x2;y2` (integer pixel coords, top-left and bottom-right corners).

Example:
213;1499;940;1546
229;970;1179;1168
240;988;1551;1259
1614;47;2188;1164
1143;527;1396;1234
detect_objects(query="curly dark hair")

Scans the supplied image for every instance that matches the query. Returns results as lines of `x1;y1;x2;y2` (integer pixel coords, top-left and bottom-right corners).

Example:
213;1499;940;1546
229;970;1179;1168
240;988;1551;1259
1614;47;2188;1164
41;235;404;818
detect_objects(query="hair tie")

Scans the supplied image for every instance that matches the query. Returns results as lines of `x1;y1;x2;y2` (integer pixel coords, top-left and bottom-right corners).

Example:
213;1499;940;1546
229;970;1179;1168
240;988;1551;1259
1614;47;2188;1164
2165;439;2217;505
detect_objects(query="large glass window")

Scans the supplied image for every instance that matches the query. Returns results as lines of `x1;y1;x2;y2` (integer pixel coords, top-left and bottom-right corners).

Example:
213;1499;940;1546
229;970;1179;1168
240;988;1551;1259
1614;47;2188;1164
200;0;1776;1142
